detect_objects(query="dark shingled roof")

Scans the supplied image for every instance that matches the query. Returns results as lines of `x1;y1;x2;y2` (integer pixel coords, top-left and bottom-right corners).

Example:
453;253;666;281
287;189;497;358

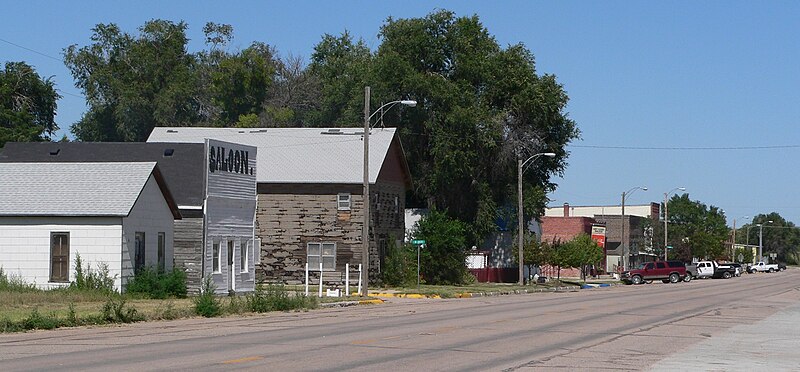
0;142;204;208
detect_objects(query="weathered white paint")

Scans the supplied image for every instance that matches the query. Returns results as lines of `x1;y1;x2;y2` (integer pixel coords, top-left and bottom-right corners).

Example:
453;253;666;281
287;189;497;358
0;217;124;290
121;174;176;287
203;139;257;294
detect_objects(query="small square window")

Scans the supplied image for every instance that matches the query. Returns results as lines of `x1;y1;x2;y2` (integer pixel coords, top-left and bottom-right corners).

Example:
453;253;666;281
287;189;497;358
337;193;351;211
307;242;336;271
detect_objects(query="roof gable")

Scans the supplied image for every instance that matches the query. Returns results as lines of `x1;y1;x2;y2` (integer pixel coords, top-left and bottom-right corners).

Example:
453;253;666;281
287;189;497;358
0;142;204;207
0;162;175;217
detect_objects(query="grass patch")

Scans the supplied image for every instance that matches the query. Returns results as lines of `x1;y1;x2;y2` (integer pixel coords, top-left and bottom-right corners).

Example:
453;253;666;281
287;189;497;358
125;266;188;299
380;281;577;298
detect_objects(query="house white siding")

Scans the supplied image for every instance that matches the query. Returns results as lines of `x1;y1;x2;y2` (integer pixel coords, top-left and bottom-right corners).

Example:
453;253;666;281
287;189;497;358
0;217;123;290
121;174;176;287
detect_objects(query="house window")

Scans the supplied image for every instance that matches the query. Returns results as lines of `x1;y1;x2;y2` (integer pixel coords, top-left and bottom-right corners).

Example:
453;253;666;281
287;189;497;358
50;232;70;282
134;232;146;273
158;232;166;272
337;193;351;211
307;242;336;271
240;239;248;273
213;242;221;273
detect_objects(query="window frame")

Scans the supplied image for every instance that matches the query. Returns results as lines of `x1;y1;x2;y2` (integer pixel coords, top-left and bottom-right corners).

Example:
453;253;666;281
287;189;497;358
337;193;351;211
157;232;166;272
50;232;70;283
307;242;336;271
240;239;248;273
134;231;146;273
212;241;221;273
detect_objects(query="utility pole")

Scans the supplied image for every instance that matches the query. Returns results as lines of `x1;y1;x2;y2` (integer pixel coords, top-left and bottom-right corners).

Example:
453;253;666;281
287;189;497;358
362;86;370;296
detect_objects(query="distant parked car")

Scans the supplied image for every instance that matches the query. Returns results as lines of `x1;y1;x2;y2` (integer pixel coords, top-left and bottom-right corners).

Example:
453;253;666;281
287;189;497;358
621;261;687;285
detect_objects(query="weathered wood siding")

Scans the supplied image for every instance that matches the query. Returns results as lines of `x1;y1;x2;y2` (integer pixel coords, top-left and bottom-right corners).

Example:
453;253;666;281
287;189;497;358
173;217;203;293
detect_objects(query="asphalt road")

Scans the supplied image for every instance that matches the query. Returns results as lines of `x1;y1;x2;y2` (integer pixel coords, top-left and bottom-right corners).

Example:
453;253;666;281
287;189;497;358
2;269;799;371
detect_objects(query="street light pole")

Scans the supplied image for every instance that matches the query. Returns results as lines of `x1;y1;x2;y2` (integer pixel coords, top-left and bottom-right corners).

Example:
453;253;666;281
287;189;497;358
517;152;556;285
662;187;685;261
361;86;417;296
621;186;647;270
758;220;774;263
362;86;370;296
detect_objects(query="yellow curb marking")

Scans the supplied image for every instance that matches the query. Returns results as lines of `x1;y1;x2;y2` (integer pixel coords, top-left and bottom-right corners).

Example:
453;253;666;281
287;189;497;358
222;356;263;364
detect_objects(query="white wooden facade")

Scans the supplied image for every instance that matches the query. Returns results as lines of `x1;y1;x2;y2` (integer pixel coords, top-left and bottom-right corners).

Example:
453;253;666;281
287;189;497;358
0;163;179;292
202;139;257;294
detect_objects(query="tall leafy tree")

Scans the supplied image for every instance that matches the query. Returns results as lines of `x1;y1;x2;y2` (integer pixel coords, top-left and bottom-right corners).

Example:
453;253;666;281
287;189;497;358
0;61;60;147
738;213;800;264
562;233;605;281
65;21;200;141
412;209;470;285
659;194;728;261
309;10;579;243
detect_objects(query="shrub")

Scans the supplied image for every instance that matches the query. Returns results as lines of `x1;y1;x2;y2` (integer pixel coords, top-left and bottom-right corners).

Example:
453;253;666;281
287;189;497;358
0;267;38;292
125;266;187;299
382;241;419;287
23;308;60;330
71;254;116;293
414;209;471;285
194;277;221;317
101;297;142;323
246;284;317;312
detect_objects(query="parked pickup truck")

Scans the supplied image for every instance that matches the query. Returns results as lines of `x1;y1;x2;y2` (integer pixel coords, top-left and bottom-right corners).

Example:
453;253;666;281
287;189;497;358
748;262;779;273
621;261;687;285
685;261;736;280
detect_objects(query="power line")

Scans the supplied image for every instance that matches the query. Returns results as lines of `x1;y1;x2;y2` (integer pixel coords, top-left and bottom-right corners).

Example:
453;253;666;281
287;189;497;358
0;37;63;62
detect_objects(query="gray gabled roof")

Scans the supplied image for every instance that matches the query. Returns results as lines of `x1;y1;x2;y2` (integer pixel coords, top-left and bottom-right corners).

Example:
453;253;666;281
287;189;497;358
147;127;398;184
0;162;173;217
0;142;204;207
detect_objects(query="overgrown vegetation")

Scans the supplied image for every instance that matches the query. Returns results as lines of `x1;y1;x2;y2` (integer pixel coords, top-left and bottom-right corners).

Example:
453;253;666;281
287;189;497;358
412;210;471;285
245;284;317;312
71;253;116;293
382;240;419;287
194;277;222;317
125;266;188;299
0;267;38;292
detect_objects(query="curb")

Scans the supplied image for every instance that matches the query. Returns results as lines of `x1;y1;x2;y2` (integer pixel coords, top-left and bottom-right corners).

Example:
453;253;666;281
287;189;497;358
319;298;385;308
370;293;441;299
461;286;581;297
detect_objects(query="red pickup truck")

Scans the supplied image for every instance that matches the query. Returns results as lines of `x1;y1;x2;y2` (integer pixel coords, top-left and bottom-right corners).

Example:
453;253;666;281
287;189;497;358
621;261;688;285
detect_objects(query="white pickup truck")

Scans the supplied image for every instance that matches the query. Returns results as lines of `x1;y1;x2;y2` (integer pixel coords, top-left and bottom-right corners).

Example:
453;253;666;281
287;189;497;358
748;262;779;273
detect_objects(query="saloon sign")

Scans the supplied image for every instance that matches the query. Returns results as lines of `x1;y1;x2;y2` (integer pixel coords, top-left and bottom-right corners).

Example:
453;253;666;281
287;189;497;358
208;144;254;175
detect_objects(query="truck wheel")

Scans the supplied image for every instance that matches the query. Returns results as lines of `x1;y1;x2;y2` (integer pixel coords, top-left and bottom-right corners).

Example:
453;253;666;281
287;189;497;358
769;268;775;273
669;273;680;283
632;275;643;285
683;273;692;282
723;271;732;279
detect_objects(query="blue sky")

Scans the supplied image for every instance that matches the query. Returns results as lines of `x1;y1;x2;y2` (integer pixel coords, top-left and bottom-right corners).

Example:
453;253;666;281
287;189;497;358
2;1;799;227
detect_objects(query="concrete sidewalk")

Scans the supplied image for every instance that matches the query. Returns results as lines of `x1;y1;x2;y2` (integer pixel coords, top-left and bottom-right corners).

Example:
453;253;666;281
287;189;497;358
652;300;800;371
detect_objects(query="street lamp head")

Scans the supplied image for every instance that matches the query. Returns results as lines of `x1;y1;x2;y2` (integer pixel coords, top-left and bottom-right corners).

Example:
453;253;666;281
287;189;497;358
543;152;556;157
400;100;417;107
642;187;648;191
678;187;686;191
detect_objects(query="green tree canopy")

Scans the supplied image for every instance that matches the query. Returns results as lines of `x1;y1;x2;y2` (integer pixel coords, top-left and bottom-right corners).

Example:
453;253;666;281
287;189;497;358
0;61;60;147
309;10;579;242
656;193;728;261
738;213;800;264
412;209;470;285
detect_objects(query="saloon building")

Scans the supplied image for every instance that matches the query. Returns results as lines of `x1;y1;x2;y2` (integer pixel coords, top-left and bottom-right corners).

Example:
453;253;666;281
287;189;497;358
0;140;257;294
147;127;412;285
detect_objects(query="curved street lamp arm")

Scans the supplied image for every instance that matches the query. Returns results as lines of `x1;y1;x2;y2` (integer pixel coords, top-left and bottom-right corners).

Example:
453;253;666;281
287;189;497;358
367;100;417;129
521;152;556;173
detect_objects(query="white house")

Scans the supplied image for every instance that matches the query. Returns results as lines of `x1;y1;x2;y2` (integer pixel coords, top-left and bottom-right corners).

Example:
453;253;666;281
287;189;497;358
0;162;181;291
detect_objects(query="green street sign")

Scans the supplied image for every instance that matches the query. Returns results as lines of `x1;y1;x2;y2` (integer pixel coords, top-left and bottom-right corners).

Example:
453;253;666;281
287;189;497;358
667;245;673;249
411;239;426;245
